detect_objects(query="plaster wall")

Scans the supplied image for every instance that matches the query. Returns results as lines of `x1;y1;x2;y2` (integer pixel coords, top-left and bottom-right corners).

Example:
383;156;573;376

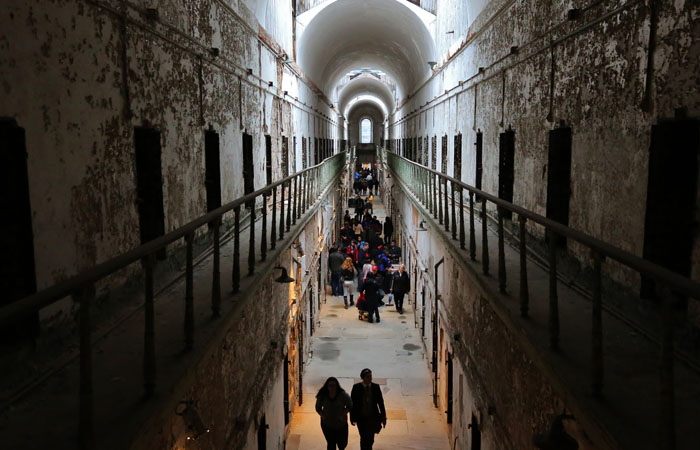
0;0;339;320
385;176;611;450
389;0;700;289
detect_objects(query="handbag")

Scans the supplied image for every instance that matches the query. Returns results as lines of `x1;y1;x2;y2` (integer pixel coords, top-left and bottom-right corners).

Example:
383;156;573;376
386;292;394;306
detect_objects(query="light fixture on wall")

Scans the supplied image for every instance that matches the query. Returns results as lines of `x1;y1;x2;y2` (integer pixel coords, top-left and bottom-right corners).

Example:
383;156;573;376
273;267;295;283
176;400;210;440
533;410;579;450
427;61;437;70
418;220;428;231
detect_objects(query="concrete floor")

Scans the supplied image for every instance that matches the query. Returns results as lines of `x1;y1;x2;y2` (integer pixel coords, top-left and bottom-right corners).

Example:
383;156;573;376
287;199;450;450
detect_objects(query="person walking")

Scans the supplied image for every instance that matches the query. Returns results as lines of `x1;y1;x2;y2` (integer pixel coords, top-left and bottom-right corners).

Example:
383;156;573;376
316;377;353;450
383;217;393;245
329;247;345;296
341;257;356;309
350;368;386;450
391;264;410;314
361;270;381;323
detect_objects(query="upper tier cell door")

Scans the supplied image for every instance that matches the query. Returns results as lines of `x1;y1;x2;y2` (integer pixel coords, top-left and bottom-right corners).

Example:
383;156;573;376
0;119;38;341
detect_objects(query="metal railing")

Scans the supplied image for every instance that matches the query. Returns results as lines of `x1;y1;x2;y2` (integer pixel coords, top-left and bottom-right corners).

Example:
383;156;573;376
0;149;350;448
381;146;700;450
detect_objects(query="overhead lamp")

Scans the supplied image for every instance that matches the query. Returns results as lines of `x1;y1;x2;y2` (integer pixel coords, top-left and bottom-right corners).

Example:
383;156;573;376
176;400;210;440
273;266;295;283
268;81;274;87
418;220;428;231
427;61;437;70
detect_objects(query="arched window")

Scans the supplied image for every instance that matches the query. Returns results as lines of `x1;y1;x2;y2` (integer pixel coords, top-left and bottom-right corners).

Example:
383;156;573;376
360;118;372;143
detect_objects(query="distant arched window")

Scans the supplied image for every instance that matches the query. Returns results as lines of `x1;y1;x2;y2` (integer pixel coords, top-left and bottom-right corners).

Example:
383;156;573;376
360;119;372;143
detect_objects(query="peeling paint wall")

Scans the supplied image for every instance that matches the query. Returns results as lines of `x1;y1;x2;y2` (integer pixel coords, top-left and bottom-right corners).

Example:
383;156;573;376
0;0;339;317
389;0;700;291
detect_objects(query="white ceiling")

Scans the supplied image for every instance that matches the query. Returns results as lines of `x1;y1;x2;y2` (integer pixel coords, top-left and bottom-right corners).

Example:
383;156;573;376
298;0;436;100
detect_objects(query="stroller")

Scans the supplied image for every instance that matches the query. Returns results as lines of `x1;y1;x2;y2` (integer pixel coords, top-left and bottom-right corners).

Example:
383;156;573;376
356;292;370;321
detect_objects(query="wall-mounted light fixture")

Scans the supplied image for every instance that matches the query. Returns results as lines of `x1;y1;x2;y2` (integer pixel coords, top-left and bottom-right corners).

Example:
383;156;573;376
418;220;428;231
268;81;274;87
273;266;295;283
209;47;220;57
427;61;437;70
176;400;210;440
533;410;579;450
446;30;455;34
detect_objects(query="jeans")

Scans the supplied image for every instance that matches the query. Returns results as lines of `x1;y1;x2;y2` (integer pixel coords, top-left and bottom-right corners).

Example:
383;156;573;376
321;423;348;450
342;281;354;297
331;271;342;295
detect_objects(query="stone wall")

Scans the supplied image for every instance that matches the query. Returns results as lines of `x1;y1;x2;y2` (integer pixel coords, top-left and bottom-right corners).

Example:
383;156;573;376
389;0;700;290
0;0;338;320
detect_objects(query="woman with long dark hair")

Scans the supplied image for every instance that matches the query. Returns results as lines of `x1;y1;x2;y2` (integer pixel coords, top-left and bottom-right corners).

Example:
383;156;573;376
315;377;353;450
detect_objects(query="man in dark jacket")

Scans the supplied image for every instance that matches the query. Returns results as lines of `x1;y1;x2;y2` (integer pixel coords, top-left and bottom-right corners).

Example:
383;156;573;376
361;271;381;323
329;247;345;296
391;264;410;314
350;368;386;450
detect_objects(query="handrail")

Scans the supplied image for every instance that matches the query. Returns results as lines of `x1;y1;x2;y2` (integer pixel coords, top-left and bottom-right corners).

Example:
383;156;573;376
0;151;348;326
382;148;700;300
1;145;352;448
380;146;688;449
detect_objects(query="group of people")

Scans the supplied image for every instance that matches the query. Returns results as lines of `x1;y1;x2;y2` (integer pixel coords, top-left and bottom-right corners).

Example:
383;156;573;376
329;239;409;318
315;368;386;450
352;167;379;196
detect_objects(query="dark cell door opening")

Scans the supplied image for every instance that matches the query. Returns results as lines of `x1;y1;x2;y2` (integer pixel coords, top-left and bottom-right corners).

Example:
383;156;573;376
431;136;438;170
442;135;448;173
282;136;289;178
257;414;267;450
204;130;222;214
298;318;304;406
470;413;481;450
242;132;254;209
546;127;572;247
314;137;319;165
475;130;483;191
309;287;314;336
0;119;38;341
302;137;307;169
454;134;463;180
265;135;272;186
283;355;290;425
498;129;515;219
446;353;453;424
421;287;426;337
642;119;699;300
134;127;166;259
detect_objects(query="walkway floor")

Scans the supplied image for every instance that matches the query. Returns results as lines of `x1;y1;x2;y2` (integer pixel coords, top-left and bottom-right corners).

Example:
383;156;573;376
287;198;450;450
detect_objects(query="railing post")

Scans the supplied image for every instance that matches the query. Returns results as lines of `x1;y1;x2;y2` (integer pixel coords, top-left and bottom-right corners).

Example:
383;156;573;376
519;215;529;318
292;177;298;225
212;218;221;317
271;187;277;250
469;192;476;261
498;207;506;294
451;182;456;240
261;192;268;261
142;253;156;397
481;197;489;275
75;285;95;450
432;175;438;218
286;180;292;232
591;250;604;398
184;232;194;350
459;188;465;249
249;202;256;276
438;177;443;224
279;182;285;240
232;206;241;294
659;285;676;450
548;233;559;350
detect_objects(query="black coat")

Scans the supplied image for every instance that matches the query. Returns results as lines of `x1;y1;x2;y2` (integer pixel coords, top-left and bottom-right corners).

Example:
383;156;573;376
362;276;381;308
392;271;410;293
350;382;386;425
